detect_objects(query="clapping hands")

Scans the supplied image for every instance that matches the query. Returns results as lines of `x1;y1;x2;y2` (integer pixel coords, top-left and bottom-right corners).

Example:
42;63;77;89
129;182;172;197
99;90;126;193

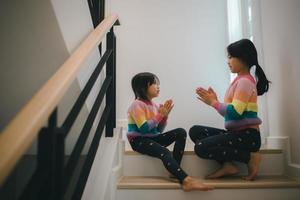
159;99;174;117
196;87;218;106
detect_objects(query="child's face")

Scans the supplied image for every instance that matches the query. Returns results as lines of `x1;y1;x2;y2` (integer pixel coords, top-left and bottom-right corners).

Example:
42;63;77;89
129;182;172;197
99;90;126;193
227;56;247;74
147;83;160;99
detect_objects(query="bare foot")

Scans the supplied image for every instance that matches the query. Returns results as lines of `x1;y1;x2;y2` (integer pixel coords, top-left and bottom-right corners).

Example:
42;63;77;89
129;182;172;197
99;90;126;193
182;176;214;192
243;152;261;181
206;162;240;179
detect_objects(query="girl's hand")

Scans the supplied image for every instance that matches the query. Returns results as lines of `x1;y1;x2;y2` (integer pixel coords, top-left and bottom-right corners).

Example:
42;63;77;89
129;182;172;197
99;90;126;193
159;99;174;117
196;87;218;106
208;87;218;101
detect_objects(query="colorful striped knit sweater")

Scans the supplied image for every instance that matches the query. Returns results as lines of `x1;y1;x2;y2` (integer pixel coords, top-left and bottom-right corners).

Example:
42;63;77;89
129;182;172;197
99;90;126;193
211;74;262;130
127;99;167;140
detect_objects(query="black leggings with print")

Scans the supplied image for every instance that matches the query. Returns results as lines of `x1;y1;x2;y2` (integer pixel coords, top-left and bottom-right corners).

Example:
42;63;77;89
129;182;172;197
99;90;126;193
129;128;188;183
189;125;261;164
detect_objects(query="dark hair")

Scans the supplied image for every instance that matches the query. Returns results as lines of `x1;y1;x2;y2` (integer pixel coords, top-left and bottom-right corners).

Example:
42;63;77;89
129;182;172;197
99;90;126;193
131;72;160;101
227;39;270;96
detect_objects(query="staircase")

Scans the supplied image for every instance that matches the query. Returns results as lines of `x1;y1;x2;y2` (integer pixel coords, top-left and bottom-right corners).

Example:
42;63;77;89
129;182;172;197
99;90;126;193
115;131;300;200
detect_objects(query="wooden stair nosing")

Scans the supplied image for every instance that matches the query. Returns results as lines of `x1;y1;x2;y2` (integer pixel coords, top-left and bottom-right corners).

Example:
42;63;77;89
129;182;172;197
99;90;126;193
117;176;300;190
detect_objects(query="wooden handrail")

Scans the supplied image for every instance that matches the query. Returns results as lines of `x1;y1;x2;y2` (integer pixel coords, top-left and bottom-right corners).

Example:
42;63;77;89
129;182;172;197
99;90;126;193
0;14;119;186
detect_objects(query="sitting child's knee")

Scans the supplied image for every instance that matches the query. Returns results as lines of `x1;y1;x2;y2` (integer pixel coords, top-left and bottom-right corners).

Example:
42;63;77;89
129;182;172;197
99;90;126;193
189;126;199;140
175;128;187;138
194;143;208;158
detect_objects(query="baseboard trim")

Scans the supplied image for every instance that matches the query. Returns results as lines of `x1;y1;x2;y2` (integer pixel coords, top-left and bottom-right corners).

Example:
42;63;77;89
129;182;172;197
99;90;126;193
266;136;300;180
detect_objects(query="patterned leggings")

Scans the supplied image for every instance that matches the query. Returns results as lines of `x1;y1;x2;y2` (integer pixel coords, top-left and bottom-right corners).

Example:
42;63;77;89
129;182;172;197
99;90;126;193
189;125;261;164
129;128;188;183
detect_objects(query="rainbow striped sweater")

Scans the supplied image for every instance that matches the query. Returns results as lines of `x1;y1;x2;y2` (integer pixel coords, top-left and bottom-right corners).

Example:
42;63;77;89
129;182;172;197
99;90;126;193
211;74;262;130
127;99;167;141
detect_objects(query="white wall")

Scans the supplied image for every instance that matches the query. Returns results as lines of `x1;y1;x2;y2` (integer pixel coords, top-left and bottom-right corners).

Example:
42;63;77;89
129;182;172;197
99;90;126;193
50;0;103;103
0;0;102;156
0;0;70;131
50;0;103;114
50;0;107;154
107;0;230;133
260;0;300;164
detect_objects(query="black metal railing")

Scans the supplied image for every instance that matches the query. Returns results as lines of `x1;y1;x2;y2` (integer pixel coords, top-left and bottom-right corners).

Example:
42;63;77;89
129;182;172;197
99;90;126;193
87;0;105;28
0;23;118;200
87;0;106;54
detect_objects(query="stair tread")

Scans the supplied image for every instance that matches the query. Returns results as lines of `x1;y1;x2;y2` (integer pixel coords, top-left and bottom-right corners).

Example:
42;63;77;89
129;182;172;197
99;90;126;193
118;176;300;189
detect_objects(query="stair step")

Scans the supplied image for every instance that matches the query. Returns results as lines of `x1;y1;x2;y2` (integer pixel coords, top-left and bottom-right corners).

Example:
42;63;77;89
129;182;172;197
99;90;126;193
123;147;284;177
118;176;300;189
117;176;300;200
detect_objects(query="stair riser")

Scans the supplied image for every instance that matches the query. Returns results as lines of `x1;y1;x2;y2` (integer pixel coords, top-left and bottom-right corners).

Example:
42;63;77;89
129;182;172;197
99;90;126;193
123;154;284;177
117;189;300;200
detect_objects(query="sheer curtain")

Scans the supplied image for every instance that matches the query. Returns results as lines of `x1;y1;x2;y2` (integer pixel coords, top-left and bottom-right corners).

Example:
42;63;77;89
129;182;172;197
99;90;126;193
227;0;243;81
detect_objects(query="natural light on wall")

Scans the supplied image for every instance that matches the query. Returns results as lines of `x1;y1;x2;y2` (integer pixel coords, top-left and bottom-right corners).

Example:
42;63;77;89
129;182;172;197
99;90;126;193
227;0;253;82
227;0;243;43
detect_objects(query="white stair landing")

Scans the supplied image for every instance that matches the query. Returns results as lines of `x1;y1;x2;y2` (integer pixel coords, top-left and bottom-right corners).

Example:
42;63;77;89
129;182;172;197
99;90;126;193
117;176;300;200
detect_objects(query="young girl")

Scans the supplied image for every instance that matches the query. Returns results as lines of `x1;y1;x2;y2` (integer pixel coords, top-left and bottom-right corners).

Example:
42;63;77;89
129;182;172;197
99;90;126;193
189;39;270;181
127;72;213;191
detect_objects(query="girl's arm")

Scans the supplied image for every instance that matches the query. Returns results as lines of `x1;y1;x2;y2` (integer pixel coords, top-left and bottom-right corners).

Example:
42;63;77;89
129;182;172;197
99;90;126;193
211;78;254;119
157;116;168;133
156;100;173;133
